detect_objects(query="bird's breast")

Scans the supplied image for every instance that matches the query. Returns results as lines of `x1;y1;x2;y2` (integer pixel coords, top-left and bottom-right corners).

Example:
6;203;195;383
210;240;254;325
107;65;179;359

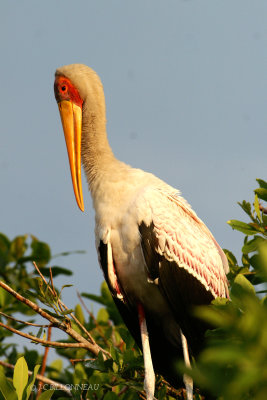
96;216;171;317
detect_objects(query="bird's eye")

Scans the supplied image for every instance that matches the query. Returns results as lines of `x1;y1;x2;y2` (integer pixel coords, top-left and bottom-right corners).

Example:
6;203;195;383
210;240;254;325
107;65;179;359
61;85;67;92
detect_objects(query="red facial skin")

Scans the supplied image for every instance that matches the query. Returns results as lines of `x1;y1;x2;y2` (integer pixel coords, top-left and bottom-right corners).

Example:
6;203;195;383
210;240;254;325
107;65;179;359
54;76;83;108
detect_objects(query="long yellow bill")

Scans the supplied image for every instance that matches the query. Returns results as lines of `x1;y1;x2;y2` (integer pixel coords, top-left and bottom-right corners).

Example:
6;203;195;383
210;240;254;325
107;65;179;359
58;100;84;211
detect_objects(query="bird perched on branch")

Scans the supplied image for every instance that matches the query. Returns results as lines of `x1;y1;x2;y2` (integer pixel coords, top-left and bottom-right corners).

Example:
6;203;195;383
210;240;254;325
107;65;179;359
54;63;229;400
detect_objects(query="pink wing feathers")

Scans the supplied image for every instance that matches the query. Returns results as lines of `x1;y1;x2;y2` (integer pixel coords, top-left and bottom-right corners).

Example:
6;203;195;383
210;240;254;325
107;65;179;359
137;187;229;299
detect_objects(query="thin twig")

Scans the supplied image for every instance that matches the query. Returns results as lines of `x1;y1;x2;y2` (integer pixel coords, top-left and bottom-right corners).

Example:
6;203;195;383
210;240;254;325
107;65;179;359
49;267;56;296
0;280;110;357
77;291;110;346
69;358;94;364
0;360;71;396
118;386;128;397
33;262;97;347
0;312;50;328
36;325;52;399
259;204;267;215
0;321;88;348
60;300;97;346
161;378;182;398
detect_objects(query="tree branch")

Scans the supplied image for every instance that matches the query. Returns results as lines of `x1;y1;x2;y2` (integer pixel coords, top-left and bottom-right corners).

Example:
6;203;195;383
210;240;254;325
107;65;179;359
0;280;110;358
259;204;267;215
33;262;97;346
77;290;110;347
0;321;88;348
0;312;50;327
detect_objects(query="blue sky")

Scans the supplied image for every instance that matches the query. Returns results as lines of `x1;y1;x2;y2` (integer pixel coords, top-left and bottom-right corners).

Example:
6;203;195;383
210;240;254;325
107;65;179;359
1;1;266;312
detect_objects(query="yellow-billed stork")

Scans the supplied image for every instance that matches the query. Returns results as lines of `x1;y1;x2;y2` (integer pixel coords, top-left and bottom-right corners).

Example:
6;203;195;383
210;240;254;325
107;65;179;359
54;64;229;400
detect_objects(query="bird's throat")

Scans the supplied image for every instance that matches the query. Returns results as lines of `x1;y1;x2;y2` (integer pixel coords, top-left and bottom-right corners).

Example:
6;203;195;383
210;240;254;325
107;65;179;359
81;104;115;189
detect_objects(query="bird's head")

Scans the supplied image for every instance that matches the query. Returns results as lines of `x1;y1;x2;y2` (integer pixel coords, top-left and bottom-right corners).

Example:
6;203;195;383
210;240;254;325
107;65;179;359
54;64;106;212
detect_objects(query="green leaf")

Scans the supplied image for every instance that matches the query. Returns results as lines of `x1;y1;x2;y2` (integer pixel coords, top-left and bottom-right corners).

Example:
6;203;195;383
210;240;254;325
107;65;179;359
85;351;109;372
223;249;237;266
258;240;267;279
60;309;74;316
13;357;28;400
194;306;226;327
38;266;73;277
60;284;73;290
233;274;255;295
0;370;17;400
238;200;253;218
81;292;105;305
101;281;113;303
24;350;39;371
36;327;43;339
103;392;119;400
97;308;109;323
263;213;267;226
25;364;40;400
242;236;265;254
256;178;267;189
74;363;87;383
74;304;85;325
0;233;10;250
118;327;135;349
254;194;262;222
0;286;7;307
52;249;86;258
38;389;55;400
10;235;28;261
255;188;267;202
48;359;63;380
211;297;229;306
158;384;167;400
227;220;260;235
110;345;121;364
30;239;51;266
0;233;11;268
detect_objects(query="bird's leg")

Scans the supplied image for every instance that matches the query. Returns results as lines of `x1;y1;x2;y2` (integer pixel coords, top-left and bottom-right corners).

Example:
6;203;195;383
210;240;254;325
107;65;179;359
180;329;193;400
137;303;155;400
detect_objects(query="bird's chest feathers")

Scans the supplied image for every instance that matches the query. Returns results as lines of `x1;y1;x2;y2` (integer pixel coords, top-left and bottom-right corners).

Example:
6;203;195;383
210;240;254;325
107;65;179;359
92;174;164;304
95;203;152;304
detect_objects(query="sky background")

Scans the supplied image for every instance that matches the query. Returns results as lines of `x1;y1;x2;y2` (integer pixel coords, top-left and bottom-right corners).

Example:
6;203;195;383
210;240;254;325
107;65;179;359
1;1;266;326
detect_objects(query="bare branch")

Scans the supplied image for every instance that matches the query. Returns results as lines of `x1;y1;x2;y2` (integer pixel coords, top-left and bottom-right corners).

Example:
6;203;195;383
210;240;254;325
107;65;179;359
33;262;97;347
77;291;110;346
0;280;111;357
69;358;95;364
118;386;128;397
259;204;267;215
60;300;96;346
49;267;56;297
0;312;50;328
0;321;89;348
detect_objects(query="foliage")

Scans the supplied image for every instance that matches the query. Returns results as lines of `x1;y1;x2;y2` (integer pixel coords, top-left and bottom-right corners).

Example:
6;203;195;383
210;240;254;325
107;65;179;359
0;233;183;399
0;179;266;399
188;178;267;400
0;356;53;400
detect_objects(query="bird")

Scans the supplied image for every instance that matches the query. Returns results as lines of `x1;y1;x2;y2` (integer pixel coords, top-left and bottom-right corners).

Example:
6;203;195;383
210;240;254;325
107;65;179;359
54;63;229;400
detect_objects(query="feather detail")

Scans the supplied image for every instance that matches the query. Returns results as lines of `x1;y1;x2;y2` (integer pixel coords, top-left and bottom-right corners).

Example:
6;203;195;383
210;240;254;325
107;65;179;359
97;229;124;301
137;187;229;299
